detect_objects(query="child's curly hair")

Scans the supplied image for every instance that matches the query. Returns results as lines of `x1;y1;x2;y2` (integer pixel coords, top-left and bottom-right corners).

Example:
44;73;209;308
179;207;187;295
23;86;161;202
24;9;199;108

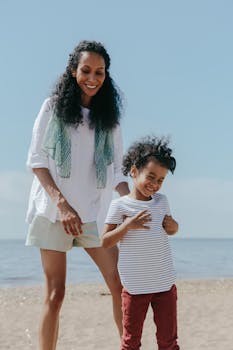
122;136;176;176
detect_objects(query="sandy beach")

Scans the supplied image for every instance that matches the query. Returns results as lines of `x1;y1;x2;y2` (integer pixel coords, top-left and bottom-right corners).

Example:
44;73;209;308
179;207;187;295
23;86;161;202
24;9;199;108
0;279;232;349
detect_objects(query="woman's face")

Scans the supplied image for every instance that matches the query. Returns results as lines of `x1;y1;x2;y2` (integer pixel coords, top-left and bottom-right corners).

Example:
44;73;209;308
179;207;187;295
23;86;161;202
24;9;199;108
72;51;106;107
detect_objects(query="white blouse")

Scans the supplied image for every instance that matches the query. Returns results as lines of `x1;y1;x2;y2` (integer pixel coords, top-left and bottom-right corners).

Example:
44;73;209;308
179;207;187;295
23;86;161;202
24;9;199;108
26;98;127;234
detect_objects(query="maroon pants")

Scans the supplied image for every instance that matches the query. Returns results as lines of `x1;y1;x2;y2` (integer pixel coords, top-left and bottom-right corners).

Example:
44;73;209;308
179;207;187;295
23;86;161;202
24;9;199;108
121;284;180;350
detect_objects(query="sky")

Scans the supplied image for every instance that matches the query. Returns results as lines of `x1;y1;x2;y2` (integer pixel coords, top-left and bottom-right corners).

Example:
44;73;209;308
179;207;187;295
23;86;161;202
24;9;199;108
0;0;232;239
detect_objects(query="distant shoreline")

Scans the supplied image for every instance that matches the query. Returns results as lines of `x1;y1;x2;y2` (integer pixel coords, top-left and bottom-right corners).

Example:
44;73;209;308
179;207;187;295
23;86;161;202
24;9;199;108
1;277;233;290
1;237;233;240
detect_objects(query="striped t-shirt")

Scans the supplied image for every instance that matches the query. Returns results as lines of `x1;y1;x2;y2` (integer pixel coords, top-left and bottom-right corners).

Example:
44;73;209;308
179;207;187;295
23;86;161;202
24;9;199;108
105;194;176;295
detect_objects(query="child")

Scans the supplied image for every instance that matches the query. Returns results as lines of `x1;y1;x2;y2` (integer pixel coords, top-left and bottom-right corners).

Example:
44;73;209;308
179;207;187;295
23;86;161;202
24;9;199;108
102;136;180;350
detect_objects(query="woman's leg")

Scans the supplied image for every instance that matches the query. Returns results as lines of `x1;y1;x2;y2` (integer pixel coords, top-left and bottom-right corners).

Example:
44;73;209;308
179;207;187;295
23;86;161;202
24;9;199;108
39;249;66;350
85;246;123;336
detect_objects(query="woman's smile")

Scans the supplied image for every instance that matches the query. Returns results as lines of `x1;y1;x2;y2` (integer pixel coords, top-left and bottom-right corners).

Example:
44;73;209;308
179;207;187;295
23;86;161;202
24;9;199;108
85;84;97;89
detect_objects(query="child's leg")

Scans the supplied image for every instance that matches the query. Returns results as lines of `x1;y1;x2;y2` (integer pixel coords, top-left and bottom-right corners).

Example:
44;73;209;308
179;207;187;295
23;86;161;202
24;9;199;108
151;284;180;350
121;289;151;350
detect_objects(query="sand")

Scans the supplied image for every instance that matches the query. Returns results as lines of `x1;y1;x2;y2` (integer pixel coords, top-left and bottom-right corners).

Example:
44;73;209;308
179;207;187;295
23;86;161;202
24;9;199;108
0;279;232;349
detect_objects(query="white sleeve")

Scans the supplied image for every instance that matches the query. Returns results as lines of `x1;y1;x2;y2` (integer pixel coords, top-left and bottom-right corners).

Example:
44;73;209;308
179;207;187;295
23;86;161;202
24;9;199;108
105;199;123;225
112;124;128;189
163;195;171;216
26;98;53;170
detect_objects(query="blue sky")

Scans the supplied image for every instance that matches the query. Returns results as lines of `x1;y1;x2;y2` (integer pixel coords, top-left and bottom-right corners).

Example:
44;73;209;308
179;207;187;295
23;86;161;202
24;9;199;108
0;0;232;239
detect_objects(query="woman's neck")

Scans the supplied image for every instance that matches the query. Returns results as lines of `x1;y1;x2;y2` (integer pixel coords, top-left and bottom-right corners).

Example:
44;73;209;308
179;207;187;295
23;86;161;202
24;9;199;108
81;94;92;108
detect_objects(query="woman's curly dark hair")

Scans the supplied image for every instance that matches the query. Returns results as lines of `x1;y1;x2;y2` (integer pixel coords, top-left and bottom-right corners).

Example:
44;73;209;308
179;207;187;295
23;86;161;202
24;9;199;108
51;40;123;130
122;136;176;175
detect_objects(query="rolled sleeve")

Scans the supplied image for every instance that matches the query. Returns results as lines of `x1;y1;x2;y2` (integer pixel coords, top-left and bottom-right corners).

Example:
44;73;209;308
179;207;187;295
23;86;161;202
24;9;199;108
26;98;53;170
163;195;171;216
112;125;128;189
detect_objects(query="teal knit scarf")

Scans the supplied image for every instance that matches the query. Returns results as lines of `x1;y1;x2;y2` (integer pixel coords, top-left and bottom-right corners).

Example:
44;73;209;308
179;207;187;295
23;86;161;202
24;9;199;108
42;116;114;189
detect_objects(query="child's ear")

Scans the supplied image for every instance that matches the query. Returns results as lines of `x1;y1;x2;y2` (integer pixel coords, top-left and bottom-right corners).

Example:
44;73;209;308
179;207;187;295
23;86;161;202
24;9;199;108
130;165;137;178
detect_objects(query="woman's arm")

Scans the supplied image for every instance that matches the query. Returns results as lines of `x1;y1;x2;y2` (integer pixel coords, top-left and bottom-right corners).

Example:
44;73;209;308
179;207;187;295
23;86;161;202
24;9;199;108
112;125;129;195
115;182;130;196
32;167;83;236
28;99;83;236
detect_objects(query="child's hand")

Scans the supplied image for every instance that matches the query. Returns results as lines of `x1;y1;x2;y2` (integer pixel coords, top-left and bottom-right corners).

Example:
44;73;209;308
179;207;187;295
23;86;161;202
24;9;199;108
123;210;151;231
162;215;179;235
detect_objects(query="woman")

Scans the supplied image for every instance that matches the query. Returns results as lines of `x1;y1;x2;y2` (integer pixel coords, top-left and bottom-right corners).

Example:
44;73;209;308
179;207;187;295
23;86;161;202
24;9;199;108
26;40;129;349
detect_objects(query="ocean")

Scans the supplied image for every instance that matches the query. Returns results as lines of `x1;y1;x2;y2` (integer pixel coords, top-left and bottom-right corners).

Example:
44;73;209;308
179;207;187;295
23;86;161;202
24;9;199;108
0;238;232;288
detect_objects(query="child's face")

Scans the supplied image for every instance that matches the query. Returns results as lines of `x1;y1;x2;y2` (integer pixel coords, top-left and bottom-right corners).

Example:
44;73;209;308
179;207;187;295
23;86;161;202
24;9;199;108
131;160;168;200
72;51;106;107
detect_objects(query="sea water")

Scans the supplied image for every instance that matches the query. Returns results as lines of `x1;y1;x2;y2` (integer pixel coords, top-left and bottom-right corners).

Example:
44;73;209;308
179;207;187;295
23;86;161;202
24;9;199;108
0;238;232;288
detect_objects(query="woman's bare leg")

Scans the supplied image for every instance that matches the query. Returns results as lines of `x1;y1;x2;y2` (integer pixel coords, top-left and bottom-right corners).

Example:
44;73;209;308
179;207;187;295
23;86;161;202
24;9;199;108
85;246;123;336
39;249;66;350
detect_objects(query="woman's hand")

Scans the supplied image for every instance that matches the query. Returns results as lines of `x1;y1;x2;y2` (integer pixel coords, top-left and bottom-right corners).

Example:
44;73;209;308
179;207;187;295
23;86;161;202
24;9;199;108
162;215;179;235
123;210;151;231
57;197;83;236
32;167;83;236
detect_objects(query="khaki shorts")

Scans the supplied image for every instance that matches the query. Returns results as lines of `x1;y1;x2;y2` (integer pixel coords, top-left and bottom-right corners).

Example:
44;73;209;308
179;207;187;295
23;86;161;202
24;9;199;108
26;215;101;252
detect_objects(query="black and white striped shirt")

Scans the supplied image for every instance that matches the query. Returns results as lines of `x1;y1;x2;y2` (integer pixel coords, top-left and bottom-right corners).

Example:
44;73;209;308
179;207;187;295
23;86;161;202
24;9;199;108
105;194;176;295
